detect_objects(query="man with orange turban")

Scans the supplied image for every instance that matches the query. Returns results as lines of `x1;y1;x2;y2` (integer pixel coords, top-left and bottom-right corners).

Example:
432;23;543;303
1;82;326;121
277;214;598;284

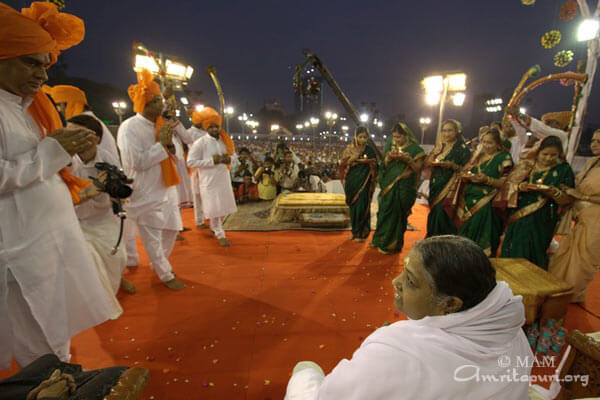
187;111;209;227
116;69;185;291
0;2;119;368
45;84;121;161
505;105;569;161
187;107;237;246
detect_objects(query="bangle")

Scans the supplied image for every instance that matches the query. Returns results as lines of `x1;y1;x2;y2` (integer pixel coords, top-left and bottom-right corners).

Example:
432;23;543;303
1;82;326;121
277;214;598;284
553;188;562;198
486;177;493;186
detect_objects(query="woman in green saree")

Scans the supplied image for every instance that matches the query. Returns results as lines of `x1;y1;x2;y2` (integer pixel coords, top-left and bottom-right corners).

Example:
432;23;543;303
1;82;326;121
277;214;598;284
425;119;472;237
497;136;575;270
340;127;378;242
371;123;425;254
447;128;513;256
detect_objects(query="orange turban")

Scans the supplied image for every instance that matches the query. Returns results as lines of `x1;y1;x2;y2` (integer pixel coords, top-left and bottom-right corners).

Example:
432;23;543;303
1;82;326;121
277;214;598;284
0;2;90;203
542;111;572;131
127;68;162;113
0;2;85;65
192;107;235;156
43;85;87;118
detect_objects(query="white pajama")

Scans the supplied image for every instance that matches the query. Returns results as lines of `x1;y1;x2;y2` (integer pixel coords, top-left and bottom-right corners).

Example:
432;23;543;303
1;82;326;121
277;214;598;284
117;114;183;282
136;224;177;282
210;217;225;239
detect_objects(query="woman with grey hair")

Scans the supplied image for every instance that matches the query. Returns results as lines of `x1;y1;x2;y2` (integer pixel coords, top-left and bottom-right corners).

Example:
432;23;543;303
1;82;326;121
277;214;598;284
285;235;532;400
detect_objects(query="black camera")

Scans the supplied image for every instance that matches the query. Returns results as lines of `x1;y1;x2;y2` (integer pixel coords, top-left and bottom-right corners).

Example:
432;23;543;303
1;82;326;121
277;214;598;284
91;162;134;199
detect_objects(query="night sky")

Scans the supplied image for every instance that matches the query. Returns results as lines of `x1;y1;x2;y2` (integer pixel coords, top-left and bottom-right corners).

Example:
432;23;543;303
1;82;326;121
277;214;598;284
6;0;600;134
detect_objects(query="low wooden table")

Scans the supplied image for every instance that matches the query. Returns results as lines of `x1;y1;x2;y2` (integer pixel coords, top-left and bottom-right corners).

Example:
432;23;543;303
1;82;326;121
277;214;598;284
269;193;349;224
491;258;574;325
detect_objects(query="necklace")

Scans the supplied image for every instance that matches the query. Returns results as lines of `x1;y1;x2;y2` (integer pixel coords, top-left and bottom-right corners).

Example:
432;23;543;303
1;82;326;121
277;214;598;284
529;163;554;184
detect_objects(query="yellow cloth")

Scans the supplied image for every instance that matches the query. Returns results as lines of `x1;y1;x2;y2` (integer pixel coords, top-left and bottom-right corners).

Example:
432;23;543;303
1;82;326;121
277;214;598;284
0;2;84;65
43;84;87;118
127;68;180;187
255;167;277;200
549;157;600;302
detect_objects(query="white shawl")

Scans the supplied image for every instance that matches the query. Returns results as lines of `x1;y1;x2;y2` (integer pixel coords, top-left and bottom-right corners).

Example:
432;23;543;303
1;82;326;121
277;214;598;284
285;281;533;400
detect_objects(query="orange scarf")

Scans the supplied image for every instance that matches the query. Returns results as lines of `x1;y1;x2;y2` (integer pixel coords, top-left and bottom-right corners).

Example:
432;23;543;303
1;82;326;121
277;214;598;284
154;116;181;187
128;68;180;187
28;91;92;204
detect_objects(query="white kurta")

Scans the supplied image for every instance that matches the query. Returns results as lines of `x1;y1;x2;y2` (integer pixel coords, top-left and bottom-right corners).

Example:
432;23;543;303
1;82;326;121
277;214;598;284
187;135;237;219
116;114;182;231
82;110;120;164
172;123;193;206
186;126;207;196
510;117;569;162
285;282;532;400
0;89;116;369
71;148;126;316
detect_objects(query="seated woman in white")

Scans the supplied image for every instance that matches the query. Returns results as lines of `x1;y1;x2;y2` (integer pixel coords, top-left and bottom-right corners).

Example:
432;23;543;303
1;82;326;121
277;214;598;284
285;235;533;400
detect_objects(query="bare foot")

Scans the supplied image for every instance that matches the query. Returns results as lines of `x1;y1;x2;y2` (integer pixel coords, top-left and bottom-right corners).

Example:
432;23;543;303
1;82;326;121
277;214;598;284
354;238;366;243
181;227;192;232
176;234;185;241
163;278;185;291
120;278;136;294
219;238;231;247
197;223;208;229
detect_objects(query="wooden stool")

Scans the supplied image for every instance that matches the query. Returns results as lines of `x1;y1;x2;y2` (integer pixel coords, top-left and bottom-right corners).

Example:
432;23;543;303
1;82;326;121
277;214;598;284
491;258;573;325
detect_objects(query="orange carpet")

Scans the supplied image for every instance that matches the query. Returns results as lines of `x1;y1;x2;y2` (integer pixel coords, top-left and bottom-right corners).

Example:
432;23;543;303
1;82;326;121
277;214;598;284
2;204;599;399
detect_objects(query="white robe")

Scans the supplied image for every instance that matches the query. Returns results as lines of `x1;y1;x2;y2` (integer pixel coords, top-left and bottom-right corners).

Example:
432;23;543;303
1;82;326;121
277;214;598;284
510;118;569;162
285;281;532;400
71;148;125;317
116;114;182;231
187;135;237;219
81;110;120;164
186;126;207;197
0;89;116;369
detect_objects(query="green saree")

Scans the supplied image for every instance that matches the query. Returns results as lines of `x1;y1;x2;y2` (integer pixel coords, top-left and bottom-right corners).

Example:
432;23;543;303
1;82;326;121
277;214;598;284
343;144;378;239
500;162;575;269
457;151;513;256
426;141;471;237
371;141;425;253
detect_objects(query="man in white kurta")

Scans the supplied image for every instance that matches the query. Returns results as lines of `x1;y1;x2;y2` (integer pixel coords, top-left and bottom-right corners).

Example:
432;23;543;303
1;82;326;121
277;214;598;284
506;106;569;161
0;1;117;368
117;69;185;290
187;109;237;246
188;119;208;227
45;84;121;162
71;146;127;315
117;113;184;290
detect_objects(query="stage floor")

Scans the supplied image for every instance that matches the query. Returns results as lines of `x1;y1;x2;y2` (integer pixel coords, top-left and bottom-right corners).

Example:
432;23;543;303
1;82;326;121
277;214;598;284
2;204;599;399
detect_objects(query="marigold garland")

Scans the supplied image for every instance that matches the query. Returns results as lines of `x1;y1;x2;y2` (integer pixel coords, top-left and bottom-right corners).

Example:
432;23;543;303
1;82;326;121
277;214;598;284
541;30;562;49
521;0;536;5
559;0;578;21
554;50;574;67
